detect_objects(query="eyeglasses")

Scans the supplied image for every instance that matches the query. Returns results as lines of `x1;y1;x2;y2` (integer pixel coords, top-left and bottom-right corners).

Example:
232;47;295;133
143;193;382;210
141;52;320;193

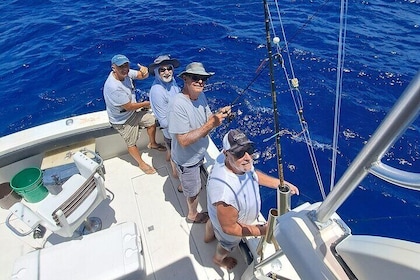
228;145;254;159
159;65;173;73
189;74;209;82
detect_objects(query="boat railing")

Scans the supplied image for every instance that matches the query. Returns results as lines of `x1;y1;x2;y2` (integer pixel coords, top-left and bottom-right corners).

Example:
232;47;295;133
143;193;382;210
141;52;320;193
0;111;112;167
369;161;420;191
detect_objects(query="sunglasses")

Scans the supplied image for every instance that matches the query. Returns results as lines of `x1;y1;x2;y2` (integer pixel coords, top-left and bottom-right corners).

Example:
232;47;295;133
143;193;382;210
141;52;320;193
229;144;255;159
159;65;173;73
189;74;209;82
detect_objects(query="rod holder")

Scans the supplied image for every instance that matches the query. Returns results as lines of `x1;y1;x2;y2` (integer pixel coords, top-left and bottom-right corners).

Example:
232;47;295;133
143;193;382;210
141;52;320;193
277;184;291;216
256;208;280;262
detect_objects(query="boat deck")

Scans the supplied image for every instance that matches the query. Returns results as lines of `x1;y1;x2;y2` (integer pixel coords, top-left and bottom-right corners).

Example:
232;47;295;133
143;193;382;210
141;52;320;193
0;143;247;279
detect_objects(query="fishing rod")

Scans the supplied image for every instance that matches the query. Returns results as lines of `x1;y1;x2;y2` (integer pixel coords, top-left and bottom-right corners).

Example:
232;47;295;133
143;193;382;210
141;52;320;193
224;54;286;126
228;58;269;108
227;53;282;108
255;0;291;263
228;0;329;111
220;59;269;124
263;0;290;216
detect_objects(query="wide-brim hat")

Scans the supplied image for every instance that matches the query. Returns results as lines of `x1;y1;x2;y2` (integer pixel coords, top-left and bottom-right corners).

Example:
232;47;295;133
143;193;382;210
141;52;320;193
223;129;253;152
148;55;180;76
178;62;215;77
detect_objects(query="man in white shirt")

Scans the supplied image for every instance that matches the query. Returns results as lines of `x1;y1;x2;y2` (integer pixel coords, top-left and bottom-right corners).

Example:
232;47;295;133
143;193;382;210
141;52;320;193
103;54;166;174
205;129;299;269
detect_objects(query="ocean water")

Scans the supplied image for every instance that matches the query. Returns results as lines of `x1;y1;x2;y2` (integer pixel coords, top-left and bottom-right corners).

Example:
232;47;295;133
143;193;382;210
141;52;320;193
1;0;419;242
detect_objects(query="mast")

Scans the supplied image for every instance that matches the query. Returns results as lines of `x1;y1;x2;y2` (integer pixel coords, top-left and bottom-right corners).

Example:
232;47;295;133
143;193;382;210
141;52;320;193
263;0;290;215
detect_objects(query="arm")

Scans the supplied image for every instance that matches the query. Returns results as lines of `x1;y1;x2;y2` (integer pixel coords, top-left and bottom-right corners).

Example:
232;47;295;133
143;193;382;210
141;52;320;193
256;170;299;195
120;67;149;110
121;100;151;112
176;105;232;147
135;64;149;79
216;201;267;237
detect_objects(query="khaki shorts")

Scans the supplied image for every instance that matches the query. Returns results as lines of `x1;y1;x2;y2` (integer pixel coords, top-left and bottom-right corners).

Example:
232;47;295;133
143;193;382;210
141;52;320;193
112;111;155;147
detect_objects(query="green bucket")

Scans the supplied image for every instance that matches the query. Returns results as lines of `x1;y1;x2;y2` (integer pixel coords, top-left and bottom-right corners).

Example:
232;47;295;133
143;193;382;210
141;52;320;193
10;167;48;203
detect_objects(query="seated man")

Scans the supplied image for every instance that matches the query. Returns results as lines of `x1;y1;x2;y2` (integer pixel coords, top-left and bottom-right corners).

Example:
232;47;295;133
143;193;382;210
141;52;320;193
103;54;166;174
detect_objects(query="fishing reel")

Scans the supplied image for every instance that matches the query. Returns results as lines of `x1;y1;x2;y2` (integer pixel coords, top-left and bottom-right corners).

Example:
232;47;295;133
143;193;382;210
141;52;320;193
227;111;236;122
219;105;238;123
226;102;242;122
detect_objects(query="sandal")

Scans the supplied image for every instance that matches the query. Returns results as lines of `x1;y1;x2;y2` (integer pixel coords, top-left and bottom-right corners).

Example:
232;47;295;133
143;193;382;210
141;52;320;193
147;143;167;151
186;212;209;224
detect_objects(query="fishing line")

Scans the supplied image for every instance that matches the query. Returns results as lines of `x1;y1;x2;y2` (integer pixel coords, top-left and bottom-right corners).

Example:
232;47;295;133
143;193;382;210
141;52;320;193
263;129;306;143
346;214;420;223
224;1;335;201
270;0;333;53
226;0;332;111
330;0;349;192
267;0;327;199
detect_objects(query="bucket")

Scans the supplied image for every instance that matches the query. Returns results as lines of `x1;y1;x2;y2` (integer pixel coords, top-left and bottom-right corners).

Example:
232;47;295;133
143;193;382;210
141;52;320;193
0;182;22;209
10;167;49;203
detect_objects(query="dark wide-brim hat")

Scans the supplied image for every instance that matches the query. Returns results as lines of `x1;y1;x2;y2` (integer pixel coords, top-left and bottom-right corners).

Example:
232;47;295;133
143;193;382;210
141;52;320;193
148;55;180;76
178;62;215;77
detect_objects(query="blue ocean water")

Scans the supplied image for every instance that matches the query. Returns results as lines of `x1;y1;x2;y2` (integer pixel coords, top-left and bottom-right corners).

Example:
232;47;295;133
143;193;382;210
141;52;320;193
1;0;419;242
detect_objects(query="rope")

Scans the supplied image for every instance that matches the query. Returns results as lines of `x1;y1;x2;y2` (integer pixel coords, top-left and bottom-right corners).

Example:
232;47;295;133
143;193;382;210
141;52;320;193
330;0;349;191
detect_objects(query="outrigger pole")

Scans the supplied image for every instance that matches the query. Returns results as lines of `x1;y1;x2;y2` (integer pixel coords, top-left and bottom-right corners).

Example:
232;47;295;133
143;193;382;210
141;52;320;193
263;0;290;216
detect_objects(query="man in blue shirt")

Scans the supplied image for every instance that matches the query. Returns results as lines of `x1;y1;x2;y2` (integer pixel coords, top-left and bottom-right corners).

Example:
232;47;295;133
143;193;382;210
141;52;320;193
148;55;182;188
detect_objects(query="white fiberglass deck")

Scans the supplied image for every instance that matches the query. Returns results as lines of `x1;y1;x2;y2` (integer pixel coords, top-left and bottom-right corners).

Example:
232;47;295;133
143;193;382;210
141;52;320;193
0;147;247;280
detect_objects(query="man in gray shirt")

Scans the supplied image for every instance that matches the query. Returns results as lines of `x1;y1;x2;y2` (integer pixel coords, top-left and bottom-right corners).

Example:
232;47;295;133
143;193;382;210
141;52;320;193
168;62;231;223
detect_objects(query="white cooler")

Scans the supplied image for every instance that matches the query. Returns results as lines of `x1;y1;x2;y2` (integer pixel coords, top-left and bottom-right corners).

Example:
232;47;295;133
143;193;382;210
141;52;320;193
11;222;146;280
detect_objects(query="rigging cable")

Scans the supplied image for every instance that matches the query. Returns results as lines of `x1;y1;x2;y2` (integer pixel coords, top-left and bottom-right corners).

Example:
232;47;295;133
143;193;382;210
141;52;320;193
330;0;349;191
268;0;327;199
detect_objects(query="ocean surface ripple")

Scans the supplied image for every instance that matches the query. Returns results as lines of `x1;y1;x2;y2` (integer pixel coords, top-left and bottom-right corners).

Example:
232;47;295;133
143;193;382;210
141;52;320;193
1;0;419;242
